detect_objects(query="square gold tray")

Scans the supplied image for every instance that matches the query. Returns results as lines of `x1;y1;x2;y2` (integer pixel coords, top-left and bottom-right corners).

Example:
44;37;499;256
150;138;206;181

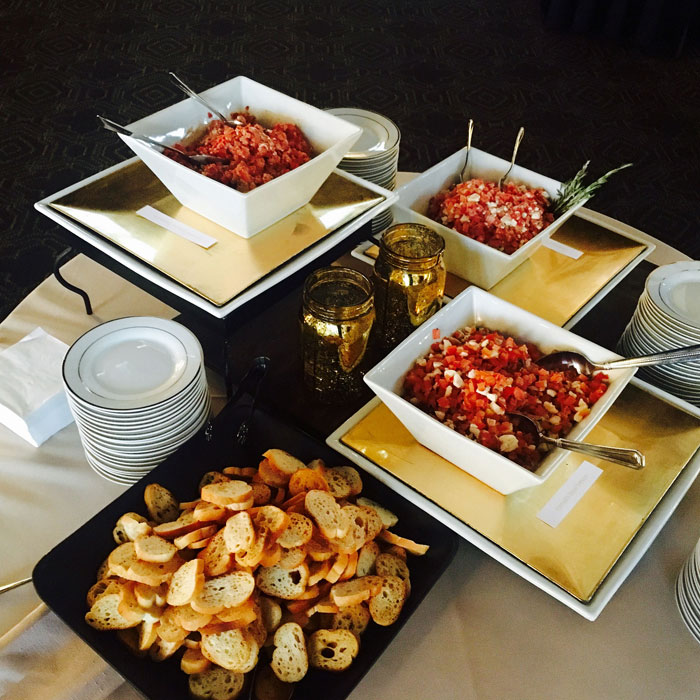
35;159;394;311
328;381;700;619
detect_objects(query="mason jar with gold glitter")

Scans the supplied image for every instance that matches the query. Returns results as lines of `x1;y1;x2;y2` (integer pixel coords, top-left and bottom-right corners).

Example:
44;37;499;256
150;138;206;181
373;223;446;351
300;266;376;404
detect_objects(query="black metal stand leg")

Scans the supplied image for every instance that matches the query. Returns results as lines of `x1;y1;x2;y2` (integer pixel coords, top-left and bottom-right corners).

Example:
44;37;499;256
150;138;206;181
223;334;234;399
53;248;93;315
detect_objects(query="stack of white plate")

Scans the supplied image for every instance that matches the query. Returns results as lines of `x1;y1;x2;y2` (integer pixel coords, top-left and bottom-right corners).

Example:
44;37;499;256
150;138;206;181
618;262;700;407
326;107;400;235
676;537;700;644
63;317;210;484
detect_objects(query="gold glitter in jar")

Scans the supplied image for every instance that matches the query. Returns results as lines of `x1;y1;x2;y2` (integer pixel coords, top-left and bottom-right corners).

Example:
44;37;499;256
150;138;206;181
373;223;446;351
300;267;375;404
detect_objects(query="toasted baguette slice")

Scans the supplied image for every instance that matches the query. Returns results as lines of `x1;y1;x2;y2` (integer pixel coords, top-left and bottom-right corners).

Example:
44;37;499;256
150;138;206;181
153;510;201;539
201;480;253;507
171;604;213;632
331;576;382;607
189;665;245;700
193;501;228;523
322;468;352;499
271;622;308;683
199;529;235;577
332;604;371;637
287;468;329;496
156;606;190;644
355;540;380;577
198;471;231;490
254;506;290;540
125;552;185;587
180;646;211;675
356;496;398;528
200;628;259;673
85;592;142;631
256;563;309;600
133;582;168;609
86;578;124;608
223;511;255;554
308;628;359;672
331;466;363;496
305;490;346;540
144;483;180;524
375;552;411;596
368;575;406;626
191;571;256;615
174;524;219;550
378;530;430;556
113;512;152;544
134;535;178;563
276;513;313;550
262;449;306;484
166;557;205;606
259;596;283;634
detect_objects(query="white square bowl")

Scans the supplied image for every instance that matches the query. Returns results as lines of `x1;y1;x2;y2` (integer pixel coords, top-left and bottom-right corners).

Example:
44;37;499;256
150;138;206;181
392;147;588;289
364;286;636;495
119;76;362;238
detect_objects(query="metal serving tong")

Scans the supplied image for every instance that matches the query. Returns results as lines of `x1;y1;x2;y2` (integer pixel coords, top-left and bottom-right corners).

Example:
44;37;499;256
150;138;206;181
97;115;227;165
498;126;525;189
168;72;244;128
457;118;475;184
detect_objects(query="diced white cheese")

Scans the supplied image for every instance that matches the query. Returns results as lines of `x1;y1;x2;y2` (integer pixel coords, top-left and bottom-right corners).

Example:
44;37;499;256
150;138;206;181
498;434;519;453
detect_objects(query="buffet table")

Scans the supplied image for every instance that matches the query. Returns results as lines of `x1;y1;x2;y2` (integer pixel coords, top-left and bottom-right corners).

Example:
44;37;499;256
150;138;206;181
1;203;699;699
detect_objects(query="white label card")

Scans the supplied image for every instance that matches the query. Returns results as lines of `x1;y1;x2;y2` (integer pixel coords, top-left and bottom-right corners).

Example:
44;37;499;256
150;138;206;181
543;237;583;260
136;206;218;249
537;460;603;528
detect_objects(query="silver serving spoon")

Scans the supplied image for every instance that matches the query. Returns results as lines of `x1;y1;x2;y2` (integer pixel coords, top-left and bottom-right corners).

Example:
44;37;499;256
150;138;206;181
508;413;645;469
169;72;244;128
0;577;32;595
538;344;700;375
457;118;474;184
498;126;525;189
97;116;228;165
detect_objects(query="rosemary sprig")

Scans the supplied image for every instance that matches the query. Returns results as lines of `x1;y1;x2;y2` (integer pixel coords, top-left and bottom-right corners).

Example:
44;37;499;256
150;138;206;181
553;161;632;216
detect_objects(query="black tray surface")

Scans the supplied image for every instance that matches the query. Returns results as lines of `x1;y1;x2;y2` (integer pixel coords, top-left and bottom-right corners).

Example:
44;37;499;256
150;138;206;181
33;400;460;700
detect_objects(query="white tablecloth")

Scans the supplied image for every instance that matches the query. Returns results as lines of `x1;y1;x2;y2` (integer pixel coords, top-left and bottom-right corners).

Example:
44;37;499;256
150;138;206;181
1;252;700;700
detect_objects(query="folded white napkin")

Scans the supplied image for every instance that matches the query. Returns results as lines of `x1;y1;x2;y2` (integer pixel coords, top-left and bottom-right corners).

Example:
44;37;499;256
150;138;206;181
0;327;74;446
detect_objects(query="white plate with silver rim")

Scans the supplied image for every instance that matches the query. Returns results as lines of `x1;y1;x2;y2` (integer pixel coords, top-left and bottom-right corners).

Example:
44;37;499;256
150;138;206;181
63;317;203;410
326;108;400;160
646;262;700;330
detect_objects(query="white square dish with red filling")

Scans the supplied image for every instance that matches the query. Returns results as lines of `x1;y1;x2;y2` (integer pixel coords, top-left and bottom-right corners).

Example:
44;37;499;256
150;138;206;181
364;287;636;494
392;147;589;289
119;76;362;238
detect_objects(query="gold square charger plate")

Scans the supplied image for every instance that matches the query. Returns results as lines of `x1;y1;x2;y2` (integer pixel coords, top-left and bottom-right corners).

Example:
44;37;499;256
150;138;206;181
328;381;700;619
37;158;391;308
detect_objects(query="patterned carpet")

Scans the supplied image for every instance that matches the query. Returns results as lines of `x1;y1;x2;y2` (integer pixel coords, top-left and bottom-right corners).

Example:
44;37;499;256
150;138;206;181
1;0;698;321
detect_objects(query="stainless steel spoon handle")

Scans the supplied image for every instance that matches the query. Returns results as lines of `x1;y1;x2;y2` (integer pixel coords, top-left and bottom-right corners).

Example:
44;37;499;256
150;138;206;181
600;344;700;371
458;119;474;183
0;577;32;595
544;435;645;469
98;116;182;156
498;126;525;189
169;72;231;124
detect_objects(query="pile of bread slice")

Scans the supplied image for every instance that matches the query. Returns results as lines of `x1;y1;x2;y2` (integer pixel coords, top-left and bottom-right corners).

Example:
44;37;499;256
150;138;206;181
85;448;429;700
